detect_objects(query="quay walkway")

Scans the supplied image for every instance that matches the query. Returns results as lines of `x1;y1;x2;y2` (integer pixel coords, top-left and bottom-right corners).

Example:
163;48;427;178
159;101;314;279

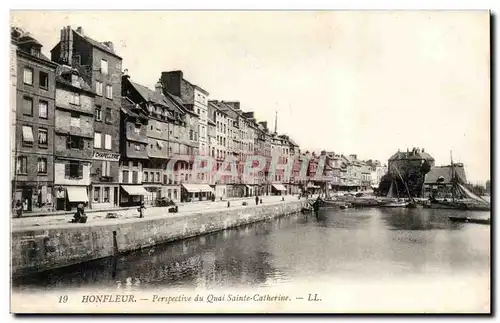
12;195;311;230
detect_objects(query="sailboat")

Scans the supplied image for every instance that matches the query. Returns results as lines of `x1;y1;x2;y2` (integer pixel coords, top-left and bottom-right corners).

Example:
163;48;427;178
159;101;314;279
427;152;491;212
379;166;410;208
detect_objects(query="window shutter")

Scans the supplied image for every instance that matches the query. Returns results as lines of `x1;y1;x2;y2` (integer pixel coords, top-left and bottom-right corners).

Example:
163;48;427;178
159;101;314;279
101;161;106;176
78;164;83;178
79;138;84;150
66;136;71;149
65;163;70;177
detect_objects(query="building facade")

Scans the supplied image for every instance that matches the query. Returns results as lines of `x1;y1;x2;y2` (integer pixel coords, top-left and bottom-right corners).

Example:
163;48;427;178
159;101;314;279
51;26;123;209
53;66;95;211
13;29;58;213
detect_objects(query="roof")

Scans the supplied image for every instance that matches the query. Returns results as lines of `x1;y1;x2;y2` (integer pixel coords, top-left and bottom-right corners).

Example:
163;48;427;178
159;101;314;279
389;149;435;161
207;118;216;126
121;97;147;119
74;30;122;59
425;165;467;184
56;65;93;93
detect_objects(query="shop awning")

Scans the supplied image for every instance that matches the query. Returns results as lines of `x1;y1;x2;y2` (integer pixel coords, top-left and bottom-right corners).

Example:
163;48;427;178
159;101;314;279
245;185;252;189
66;186;88;202
121;185;148;196
22;126;34;142
272;184;287;191
182;184;214;193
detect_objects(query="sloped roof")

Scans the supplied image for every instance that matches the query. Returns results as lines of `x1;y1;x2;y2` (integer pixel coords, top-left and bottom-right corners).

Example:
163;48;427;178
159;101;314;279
56;65;93;93
389;150;435;161
74;30;122;59
425;165;467;184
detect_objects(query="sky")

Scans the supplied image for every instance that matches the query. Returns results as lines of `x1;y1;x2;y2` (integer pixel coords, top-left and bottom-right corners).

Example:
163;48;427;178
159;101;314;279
10;11;491;184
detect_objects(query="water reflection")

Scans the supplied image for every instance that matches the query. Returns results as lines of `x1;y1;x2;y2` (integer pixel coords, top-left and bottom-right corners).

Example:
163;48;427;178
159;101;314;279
13;208;490;292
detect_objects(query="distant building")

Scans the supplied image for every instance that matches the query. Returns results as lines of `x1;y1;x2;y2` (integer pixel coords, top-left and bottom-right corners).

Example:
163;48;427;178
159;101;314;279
423;164;467;198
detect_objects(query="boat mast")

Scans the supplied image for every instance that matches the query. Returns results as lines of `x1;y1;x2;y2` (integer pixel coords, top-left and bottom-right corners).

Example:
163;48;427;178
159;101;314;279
450;150;455;202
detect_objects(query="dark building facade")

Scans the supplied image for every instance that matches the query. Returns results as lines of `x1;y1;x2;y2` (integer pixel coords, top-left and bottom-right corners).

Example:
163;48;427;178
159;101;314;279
118;97;149;206
12;28;58;213
51;26;122;209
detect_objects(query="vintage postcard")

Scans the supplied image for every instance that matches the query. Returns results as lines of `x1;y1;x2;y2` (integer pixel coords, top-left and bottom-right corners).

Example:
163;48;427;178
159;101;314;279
9;10;491;314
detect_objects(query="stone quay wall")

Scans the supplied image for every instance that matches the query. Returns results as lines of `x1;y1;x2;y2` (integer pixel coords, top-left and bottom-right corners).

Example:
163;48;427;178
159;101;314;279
12;200;306;277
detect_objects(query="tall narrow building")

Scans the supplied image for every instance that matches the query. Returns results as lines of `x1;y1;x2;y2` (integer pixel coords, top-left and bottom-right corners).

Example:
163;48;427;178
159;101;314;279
12;28;58;213
51;26;123;209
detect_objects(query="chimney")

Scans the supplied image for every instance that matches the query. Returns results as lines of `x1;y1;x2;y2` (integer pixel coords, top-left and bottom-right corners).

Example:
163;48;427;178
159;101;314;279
225;101;240;110
102;41;114;53
259;121;268;130
59;26;73;65
161;71;183;97
76;26;84;35
155;79;162;94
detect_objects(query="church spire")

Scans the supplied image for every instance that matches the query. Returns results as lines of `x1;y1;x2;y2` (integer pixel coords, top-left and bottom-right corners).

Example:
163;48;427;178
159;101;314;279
274;111;278;134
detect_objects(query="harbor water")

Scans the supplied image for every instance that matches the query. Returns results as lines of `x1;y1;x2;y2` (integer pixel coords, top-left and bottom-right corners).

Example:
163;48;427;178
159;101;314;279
13;207;490;311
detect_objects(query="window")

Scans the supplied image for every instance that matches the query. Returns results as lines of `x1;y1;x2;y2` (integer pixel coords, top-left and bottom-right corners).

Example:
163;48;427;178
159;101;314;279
94;132;102;148
155;172;160;182
95;106;102;121
122;170;129;183
93;187;101;202
135;144;141;151
105;85;113;99
190;130;193;141
16;156;27;174
39;72;48;89
22;126;34;145
67;135;84;150
101;161;111;176
37;157;47;173
144;172;149;182
197;108;200;114
23;97;33;116
96;81;103;96
101;59;108;75
132;161;139;167
38;128;48;145
134;124;141;134
70;113;80;127
71;74;79;87
65;162;83;179
38;100;48;119
103;187;110;203
132;171;138;183
23;67;33;85
104;134;112;150
103;108;112;124
173;189;177;200
70;92;80;105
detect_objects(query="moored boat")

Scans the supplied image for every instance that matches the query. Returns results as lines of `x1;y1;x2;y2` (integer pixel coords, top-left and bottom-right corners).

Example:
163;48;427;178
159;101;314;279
448;216;490;225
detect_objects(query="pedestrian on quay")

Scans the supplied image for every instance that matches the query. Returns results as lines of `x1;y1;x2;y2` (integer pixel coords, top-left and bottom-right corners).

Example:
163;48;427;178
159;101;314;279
15;200;23;218
255;195;259;205
72;203;87;223
138;201;146;218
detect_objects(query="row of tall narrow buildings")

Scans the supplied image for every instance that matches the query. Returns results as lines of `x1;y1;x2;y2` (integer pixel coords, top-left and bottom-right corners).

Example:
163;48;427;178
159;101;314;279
11;25;391;213
11;26;312;213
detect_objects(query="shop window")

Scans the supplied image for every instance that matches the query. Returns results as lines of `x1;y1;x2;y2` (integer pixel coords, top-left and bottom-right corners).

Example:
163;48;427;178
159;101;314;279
103;187;110;203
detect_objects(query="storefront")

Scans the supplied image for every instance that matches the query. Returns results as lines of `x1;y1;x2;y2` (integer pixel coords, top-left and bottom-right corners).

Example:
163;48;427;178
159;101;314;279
181;184;214;202
91;151;120;209
13;182;53;213
144;184;162;206
214;184;227;200
271;184;287;195
120;185;148;207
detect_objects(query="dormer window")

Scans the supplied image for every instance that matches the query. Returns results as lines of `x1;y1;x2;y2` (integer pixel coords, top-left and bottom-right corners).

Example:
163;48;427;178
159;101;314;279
30;47;40;57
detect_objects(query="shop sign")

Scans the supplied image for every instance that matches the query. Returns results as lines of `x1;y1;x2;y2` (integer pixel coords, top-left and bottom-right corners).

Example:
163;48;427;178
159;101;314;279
93;151;121;162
